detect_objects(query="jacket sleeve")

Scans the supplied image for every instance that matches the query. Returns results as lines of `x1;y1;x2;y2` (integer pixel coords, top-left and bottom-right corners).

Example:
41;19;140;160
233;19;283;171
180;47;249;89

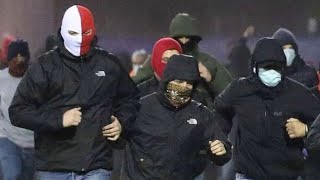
307;66;319;88
112;63;141;135
306;114;320;152
297;85;320;151
297;87;320;128
213;80;237;135
9;61;64;132
203;110;231;166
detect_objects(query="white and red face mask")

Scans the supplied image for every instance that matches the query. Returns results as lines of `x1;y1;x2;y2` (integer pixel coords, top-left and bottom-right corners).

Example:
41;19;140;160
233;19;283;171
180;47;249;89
61;5;96;56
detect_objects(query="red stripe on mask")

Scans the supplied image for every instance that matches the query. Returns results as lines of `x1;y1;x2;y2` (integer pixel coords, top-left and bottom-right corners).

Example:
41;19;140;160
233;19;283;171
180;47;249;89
77;5;96;56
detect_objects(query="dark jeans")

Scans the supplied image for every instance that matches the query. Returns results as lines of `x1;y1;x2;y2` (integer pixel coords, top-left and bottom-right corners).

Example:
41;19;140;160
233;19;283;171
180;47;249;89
35;169;112;180
0;138;34;180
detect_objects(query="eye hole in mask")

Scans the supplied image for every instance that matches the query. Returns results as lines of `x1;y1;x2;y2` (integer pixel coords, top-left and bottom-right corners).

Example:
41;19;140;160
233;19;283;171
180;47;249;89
68;30;79;36
83;29;93;36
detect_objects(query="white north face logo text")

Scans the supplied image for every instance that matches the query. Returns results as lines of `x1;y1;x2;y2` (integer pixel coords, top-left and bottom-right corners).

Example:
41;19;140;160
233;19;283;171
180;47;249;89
95;71;105;77
187;118;197;125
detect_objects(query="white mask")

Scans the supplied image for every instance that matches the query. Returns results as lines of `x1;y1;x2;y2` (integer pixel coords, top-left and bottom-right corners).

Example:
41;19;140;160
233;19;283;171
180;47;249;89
258;68;282;87
60;5;96;56
283;48;296;66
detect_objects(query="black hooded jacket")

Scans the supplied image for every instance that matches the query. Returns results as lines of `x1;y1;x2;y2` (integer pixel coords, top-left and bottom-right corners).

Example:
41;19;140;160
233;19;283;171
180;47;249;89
272;28;318;88
214;38;320;179
9;33;140;172
125;55;231;180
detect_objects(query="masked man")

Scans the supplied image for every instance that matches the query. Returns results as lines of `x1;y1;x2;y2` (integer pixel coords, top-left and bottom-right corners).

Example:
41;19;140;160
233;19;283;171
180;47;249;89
124;54;231;180
272;28;318;88
214;38;320;179
9;5;140;180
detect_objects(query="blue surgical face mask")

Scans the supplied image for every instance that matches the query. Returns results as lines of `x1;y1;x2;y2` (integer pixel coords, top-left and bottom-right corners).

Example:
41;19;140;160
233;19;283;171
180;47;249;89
283;48;296;66
258;68;282;87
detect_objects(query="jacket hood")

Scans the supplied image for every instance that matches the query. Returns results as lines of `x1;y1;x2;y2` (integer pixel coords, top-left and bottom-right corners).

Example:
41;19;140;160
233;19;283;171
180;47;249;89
169;13;202;40
251;37;286;69
157;54;200;110
272;28;299;52
151;37;182;78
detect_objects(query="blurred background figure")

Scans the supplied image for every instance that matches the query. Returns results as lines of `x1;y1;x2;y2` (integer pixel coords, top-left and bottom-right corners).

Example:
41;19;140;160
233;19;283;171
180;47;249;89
0;39;34;180
33;34;58;60
307;17;318;37
227;25;254;78
115;51;133;74
272;28;318;88
130;48;149;77
0;34;16;70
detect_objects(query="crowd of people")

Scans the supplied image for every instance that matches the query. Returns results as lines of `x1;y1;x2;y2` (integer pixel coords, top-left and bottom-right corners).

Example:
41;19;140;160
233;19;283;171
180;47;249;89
1;4;320;180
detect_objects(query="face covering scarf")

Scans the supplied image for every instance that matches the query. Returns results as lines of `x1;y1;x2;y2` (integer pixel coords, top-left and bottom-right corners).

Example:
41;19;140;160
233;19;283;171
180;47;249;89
165;82;192;107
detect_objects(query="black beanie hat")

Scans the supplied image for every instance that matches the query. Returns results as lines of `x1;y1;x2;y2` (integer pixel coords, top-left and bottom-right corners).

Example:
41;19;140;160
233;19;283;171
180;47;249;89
251;37;286;68
162;54;201;83
7;39;30;62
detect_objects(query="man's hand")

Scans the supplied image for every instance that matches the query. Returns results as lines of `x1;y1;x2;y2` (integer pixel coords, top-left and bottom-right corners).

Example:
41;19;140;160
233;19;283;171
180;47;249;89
63;107;82;127
209;140;226;156
286;118;307;138
102;116;122;141
198;62;212;82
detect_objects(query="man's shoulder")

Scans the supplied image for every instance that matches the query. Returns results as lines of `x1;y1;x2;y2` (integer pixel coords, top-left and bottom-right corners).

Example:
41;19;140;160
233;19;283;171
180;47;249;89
93;48;124;69
36;49;61;67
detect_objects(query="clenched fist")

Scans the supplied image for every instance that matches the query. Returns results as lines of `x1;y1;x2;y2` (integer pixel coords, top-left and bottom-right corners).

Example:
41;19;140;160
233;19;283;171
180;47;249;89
63;107;82;127
102;116;122;141
286;118;307;138
209;140;226;156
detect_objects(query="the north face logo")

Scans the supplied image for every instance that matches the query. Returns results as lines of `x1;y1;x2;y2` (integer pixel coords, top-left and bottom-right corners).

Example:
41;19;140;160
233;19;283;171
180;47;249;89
95;71;105;77
187;118;197;125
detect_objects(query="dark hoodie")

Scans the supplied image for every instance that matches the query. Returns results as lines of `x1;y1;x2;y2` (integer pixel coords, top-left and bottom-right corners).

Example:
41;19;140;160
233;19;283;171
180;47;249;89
125;54;231;180
214;38;320;179
272;28;318;88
